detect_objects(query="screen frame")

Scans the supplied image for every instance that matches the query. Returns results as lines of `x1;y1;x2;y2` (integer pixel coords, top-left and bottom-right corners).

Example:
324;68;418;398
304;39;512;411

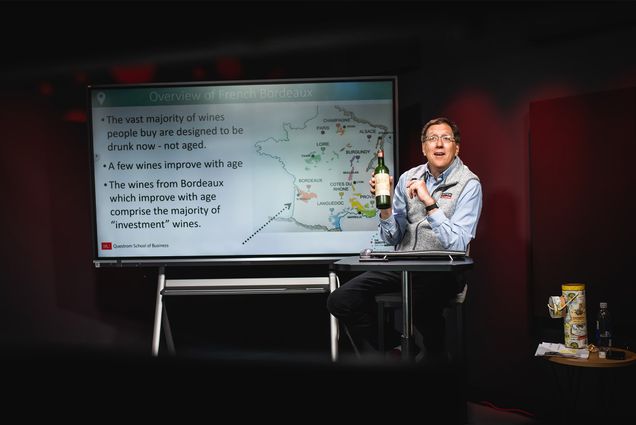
87;75;399;266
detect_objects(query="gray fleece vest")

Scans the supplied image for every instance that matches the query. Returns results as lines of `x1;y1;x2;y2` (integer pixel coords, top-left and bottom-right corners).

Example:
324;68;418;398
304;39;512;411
396;157;479;251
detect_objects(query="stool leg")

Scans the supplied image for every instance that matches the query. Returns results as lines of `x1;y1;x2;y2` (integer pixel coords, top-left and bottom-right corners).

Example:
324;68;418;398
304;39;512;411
378;301;385;353
343;324;361;358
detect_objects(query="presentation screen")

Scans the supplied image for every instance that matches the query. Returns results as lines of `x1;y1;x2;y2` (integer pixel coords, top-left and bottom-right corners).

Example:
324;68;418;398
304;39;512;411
88;77;397;263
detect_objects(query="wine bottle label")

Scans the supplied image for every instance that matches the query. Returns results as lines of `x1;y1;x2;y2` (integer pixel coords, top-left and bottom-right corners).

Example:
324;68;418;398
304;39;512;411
375;173;390;196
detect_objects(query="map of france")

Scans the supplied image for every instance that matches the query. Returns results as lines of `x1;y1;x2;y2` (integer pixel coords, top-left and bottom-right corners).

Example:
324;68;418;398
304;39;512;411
256;104;394;233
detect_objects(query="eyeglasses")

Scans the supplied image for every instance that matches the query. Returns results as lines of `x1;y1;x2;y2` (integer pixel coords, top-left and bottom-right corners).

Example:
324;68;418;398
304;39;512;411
422;134;455;145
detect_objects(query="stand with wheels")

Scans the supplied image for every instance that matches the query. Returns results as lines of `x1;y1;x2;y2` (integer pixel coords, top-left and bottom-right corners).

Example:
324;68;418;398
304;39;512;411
151;266;340;361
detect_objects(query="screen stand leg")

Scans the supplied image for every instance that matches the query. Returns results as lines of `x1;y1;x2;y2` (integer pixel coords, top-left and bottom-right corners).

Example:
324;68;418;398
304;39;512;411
329;271;339;362
401;270;414;360
162;302;176;355
151;266;166;356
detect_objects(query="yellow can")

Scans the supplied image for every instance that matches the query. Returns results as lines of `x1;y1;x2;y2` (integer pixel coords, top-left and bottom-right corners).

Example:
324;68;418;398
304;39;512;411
562;283;587;348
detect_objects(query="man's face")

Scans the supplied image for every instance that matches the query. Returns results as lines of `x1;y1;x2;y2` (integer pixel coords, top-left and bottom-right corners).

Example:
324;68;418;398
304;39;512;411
422;123;460;174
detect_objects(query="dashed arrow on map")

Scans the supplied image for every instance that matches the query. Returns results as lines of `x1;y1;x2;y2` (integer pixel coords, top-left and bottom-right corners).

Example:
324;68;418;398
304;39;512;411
242;203;292;245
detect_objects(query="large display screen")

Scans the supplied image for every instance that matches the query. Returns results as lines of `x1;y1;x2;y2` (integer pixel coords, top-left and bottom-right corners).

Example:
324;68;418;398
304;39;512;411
88;77;397;263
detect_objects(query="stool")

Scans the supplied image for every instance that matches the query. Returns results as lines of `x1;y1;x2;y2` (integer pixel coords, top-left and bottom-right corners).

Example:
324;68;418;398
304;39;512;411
375;284;468;361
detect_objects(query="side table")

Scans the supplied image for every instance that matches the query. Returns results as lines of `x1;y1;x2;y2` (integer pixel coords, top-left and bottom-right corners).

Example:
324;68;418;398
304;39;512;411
546;347;636;421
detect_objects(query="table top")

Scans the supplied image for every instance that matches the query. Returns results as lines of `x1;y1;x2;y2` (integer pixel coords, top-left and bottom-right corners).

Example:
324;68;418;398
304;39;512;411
547;347;636;368
332;255;474;272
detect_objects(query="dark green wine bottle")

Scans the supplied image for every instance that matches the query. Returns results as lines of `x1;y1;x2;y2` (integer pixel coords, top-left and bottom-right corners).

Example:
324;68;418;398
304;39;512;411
374;149;391;209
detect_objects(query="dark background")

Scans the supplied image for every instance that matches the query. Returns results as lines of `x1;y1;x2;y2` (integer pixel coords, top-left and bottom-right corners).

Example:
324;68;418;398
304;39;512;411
2;0;636;420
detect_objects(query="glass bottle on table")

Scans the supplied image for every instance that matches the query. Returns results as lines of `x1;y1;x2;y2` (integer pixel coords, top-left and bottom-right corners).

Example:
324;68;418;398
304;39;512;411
595;302;613;355
374;149;391;210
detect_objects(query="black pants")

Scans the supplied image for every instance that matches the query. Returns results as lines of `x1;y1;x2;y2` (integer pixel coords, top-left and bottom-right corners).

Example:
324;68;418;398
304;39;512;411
327;270;463;354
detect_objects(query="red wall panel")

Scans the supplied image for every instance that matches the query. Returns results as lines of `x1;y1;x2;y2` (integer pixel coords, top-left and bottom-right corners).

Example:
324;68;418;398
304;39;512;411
529;87;636;343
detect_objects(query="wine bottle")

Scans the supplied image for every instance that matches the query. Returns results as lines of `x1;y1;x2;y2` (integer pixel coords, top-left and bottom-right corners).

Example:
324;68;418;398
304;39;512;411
374;149;391;209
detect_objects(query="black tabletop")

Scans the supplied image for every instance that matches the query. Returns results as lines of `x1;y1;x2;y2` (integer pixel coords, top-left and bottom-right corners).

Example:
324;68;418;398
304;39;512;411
331;256;474;272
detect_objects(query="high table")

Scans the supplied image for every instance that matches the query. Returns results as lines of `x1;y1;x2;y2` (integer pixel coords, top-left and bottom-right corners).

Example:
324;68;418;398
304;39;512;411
331;256;474;360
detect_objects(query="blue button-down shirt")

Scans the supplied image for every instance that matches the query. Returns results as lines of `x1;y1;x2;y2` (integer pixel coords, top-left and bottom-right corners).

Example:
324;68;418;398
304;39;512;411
379;157;482;251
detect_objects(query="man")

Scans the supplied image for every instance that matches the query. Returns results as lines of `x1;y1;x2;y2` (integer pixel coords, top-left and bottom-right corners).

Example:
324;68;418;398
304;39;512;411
327;117;482;360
